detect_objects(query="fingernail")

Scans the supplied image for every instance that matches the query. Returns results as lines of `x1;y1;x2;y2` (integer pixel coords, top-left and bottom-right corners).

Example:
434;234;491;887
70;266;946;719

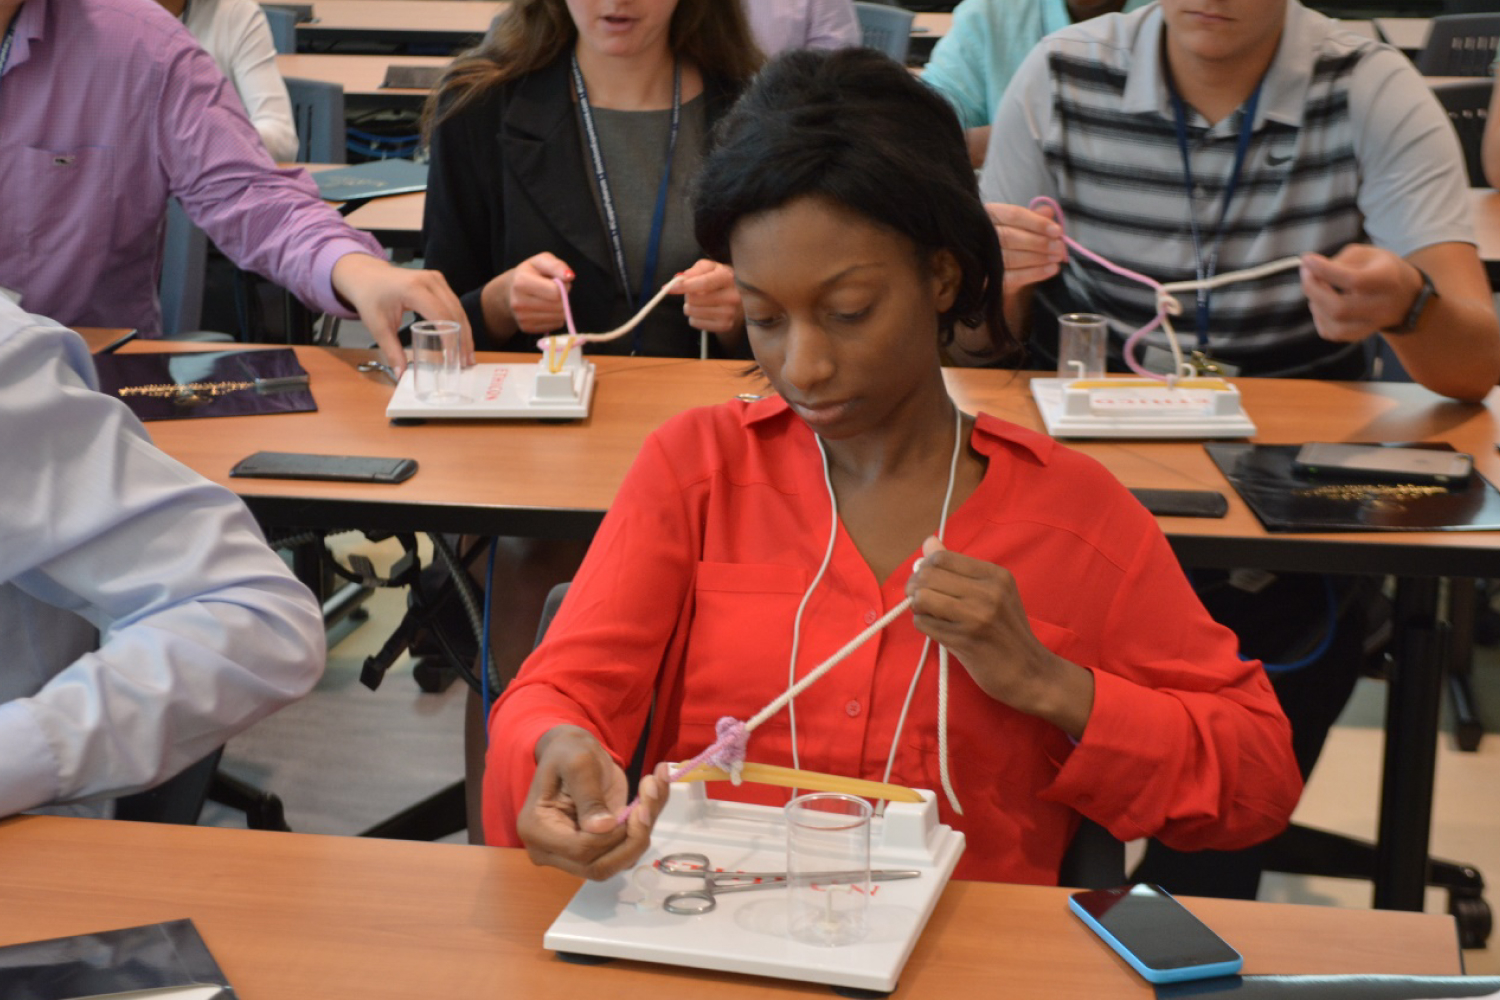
912;557;924;573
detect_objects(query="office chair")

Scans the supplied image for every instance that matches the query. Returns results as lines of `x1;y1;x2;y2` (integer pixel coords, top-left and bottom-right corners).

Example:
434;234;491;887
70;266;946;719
114;747;225;825
284;76;346;164
260;4;297;55
853;1;915;63
533;582;1127;890
1431;78;1491;187
236;75;345;345
158;198;211;339
1417;14;1500;76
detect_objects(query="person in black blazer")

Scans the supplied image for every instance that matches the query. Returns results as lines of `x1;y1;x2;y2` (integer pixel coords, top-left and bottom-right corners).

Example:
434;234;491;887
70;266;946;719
421;1;764;841
423;0;762;354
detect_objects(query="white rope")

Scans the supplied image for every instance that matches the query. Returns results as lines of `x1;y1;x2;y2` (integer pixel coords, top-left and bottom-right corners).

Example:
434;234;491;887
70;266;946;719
757;599;915;735
778;405;968;815
535;274;684;352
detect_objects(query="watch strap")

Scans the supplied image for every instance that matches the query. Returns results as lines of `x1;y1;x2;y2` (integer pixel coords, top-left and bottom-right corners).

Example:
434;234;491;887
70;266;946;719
1385;267;1438;335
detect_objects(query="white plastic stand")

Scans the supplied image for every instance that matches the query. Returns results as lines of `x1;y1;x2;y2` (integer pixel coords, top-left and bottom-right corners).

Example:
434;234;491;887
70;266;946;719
543;784;966;993
1030;376;1256;439
384;353;596;420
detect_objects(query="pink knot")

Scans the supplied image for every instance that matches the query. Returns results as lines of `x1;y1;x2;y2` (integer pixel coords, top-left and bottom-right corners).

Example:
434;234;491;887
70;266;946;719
706;717;749;783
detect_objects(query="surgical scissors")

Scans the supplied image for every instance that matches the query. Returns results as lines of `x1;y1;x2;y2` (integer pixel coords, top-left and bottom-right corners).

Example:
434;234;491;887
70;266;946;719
656;852;920;915
356;360;399;384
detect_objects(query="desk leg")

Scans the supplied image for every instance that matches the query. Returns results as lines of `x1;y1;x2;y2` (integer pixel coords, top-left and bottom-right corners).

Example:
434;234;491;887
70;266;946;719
1375;576;1445;910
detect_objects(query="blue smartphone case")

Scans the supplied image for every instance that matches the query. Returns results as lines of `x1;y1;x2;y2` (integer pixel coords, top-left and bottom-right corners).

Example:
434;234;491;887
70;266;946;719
1068;893;1244;984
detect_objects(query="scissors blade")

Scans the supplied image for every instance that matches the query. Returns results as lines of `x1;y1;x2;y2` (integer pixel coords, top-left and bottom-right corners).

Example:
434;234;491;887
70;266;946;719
789;869;923;883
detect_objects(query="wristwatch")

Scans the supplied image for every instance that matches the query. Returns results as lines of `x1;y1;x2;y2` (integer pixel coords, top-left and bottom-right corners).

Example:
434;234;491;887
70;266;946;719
1385;267;1439;335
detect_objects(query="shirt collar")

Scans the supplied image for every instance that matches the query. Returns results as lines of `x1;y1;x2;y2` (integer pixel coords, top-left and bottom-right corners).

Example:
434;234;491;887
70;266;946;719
3;0;47;77
1121;0;1309;130
738;394;1057;466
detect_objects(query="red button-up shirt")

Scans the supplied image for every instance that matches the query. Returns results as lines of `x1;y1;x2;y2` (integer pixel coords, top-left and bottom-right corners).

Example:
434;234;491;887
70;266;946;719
485;398;1300;883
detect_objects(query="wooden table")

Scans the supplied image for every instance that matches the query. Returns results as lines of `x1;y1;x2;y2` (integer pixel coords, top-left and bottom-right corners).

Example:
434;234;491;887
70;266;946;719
910;12;951;40
1469;188;1500;279
1377;16;1430;54
275;53;448;108
297;0;504;51
118;345;1500;914
300;162;425;246
0;815;1463;999
78;327;137;354
127;347;1500;573
341;187;423;242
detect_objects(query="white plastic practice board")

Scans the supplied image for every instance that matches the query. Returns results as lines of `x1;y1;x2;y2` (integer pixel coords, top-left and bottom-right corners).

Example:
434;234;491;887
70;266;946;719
543;784;966;993
384;358;596;420
1030;376;1257;439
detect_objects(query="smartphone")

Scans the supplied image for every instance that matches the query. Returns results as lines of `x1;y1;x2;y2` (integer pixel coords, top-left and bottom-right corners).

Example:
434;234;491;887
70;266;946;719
1292;443;1472;485
1069;884;1243;984
1129;488;1229;519
230;451;418;484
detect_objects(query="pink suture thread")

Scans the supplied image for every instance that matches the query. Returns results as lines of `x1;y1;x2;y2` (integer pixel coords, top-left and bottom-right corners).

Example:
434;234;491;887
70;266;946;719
546;276;580;373
616;717;748;823
1029;196;1170;381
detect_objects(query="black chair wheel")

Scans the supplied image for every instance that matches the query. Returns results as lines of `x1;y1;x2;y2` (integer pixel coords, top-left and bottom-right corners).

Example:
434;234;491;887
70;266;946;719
1449;893;1493;950
412;656;457;694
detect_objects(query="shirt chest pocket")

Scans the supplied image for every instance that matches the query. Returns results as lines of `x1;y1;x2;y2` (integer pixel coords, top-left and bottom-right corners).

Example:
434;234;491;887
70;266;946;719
6;146;116;255
901;616;1085;768
681;561;811;721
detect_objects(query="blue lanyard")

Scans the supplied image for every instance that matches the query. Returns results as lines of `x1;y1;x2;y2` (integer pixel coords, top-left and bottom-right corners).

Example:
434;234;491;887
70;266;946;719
1167;75;1264;348
571;54;681;354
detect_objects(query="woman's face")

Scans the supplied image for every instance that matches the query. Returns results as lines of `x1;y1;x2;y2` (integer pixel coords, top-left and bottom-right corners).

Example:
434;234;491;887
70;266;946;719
731;196;960;441
564;0;679;61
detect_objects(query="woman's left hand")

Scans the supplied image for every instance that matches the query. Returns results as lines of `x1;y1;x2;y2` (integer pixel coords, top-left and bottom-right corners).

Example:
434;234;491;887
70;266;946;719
906;537;1094;738
674;259;743;335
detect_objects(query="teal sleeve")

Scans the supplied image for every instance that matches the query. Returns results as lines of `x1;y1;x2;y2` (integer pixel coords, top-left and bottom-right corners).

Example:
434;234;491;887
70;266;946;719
919;1;995;130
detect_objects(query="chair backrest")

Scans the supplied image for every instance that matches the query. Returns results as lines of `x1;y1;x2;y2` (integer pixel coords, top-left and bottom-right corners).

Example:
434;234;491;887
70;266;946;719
260;4;298;55
114;747;225;825
284;75;346;164
1417;13;1500;76
157;198;210;338
853;1;914;63
1431;78;1492;187
1057;817;1127;890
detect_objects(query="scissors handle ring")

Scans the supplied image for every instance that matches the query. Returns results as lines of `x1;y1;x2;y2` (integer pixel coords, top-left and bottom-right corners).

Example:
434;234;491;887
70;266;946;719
662;890;718;915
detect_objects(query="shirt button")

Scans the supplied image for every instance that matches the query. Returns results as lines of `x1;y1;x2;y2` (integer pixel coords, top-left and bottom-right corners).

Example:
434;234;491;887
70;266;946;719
1194;184;1207;199
846;700;862;718
863;610;878;625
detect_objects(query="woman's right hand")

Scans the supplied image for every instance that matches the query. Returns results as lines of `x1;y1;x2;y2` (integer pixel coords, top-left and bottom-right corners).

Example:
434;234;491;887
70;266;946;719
483;253;575;335
516;725;668;881
985;202;1067;293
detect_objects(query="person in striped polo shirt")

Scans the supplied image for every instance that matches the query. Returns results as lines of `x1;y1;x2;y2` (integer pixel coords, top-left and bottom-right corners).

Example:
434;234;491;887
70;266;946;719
978;0;1500;899
980;0;1499;400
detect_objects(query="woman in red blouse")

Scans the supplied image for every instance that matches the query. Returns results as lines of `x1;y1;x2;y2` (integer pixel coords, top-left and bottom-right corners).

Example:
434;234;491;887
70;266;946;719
484;49;1302;884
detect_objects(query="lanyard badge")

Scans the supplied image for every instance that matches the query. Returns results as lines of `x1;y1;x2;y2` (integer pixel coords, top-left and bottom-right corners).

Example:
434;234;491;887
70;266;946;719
571;54;682;355
1167;71;1265;367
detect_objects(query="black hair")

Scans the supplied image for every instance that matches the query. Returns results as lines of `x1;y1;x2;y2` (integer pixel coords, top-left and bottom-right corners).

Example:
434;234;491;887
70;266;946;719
694;48;1015;360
